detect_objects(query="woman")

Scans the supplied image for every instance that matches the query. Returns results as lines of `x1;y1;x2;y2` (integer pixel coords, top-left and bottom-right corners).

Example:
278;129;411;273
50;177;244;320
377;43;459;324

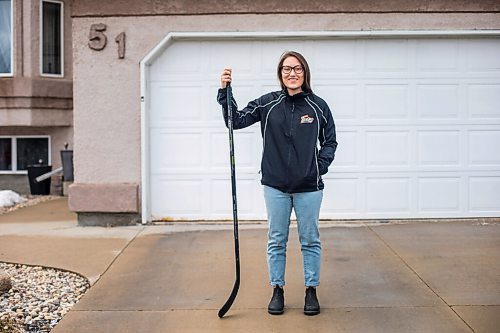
218;51;338;316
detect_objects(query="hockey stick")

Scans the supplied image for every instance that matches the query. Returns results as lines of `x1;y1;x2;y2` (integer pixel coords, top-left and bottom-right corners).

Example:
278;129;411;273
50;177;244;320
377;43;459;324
218;82;241;318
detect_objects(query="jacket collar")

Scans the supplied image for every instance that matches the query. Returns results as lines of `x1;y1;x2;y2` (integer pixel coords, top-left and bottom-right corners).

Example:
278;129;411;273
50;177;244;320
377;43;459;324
283;89;309;100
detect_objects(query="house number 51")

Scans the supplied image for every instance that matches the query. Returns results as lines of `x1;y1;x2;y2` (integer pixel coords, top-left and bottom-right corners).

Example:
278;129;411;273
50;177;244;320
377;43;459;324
88;24;126;59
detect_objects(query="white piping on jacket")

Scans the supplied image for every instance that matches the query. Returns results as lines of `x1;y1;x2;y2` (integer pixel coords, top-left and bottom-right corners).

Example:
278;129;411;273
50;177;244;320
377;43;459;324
236;93;285;119
262;94;287;157
305;97;323;191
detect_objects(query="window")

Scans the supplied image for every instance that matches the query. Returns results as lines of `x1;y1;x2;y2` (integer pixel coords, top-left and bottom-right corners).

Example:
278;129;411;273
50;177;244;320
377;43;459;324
41;0;63;76
0;137;51;173
0;0;12;75
0;138;12;170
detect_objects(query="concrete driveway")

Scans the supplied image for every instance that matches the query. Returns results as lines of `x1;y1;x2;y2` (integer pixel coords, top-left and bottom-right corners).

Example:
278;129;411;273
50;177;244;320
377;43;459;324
0;198;498;332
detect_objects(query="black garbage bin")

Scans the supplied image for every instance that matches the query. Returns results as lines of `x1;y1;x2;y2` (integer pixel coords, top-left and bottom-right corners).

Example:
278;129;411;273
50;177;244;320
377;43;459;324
27;165;52;195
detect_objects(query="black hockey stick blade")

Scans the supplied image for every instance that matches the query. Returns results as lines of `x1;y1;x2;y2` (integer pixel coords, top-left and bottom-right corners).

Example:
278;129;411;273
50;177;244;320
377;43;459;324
218;277;240;318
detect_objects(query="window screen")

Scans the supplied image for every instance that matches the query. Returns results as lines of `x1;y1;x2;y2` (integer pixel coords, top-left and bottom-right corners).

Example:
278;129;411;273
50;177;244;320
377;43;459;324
16;138;49;170
0;0;12;74
0;138;12;170
42;1;62;75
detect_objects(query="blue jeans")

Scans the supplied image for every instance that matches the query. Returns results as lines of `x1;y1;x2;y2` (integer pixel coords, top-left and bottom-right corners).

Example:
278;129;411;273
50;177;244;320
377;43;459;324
264;185;323;287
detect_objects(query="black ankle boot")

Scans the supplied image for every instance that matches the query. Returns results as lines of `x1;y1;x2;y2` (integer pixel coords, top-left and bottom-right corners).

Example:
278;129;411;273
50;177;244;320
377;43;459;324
304;286;320;315
268;286;284;315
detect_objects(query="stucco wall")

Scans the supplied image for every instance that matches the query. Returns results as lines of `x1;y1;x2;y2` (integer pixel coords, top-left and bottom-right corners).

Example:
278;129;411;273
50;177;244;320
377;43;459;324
72;0;500;16
70;5;500;219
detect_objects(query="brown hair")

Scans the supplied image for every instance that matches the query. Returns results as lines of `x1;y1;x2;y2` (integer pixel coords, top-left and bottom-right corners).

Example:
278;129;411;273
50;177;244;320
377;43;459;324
277;51;312;94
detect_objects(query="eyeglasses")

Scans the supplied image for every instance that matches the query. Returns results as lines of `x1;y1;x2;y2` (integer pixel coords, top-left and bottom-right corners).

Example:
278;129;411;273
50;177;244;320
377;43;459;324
281;65;304;74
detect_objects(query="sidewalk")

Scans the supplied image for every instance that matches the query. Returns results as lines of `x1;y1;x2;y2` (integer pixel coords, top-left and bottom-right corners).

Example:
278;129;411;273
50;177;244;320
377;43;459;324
0;198;499;332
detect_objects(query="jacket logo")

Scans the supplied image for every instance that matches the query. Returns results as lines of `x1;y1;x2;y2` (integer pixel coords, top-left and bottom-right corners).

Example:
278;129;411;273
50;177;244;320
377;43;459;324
300;115;314;124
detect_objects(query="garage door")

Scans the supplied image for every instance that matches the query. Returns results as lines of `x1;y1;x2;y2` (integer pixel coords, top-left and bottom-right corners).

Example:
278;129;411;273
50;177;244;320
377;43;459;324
148;37;500;221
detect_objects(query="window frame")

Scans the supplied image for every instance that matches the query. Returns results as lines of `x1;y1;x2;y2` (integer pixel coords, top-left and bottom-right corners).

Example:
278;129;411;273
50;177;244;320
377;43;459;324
0;0;14;77
39;0;64;77
0;135;52;174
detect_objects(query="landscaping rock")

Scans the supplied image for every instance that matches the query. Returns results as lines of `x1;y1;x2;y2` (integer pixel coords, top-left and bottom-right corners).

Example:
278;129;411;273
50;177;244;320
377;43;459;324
0;263;89;333
0;269;12;294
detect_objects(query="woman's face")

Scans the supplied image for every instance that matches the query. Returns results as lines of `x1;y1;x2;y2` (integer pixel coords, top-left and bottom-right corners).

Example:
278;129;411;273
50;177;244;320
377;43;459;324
281;56;304;95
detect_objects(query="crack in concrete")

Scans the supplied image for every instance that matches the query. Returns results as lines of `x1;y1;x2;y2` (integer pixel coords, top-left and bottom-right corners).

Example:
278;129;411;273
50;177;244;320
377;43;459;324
88;226;145;287
365;224;477;333
69;304;461;312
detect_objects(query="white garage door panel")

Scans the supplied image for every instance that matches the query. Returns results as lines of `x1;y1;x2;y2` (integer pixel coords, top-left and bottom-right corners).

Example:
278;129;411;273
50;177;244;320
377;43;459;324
417;84;460;118
322;178;360;214
416;40;459;70
417;131;460;167
469;177;500;212
151;131;204;170
366;178;410;214
418;177;461;212
210;178;262;218
366;85;409;119
148;37;500;220
150;178;204;218
468;84;500;118
469;131;500;165
466;39;500;70
366;131;409;166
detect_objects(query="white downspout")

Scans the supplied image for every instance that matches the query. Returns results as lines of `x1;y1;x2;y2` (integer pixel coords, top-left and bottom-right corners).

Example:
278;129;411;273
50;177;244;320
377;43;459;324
140;60;149;224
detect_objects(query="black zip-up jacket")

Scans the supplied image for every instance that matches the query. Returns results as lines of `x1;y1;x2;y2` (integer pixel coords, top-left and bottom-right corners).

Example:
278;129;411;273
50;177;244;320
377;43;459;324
217;88;338;193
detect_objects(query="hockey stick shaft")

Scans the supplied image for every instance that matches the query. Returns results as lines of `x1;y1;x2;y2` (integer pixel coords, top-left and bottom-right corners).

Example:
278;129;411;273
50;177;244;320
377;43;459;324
218;82;241;318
